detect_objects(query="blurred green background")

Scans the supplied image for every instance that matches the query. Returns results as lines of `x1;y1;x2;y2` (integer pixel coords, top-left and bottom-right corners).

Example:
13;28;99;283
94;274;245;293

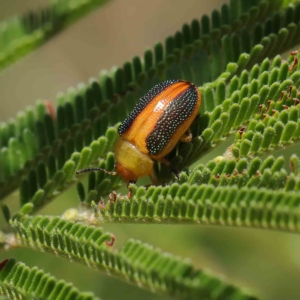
1;1;300;299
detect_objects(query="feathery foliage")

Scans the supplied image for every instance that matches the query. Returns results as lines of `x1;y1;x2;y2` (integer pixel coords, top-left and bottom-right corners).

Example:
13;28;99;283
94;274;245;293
14;49;300;214
0;0;109;71
8;215;256;300
1;0;299;204
0;258;99;299
1;0;300;299
71;153;300;232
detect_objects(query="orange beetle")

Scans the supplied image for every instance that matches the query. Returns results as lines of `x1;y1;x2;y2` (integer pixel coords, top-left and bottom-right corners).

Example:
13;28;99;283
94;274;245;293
77;79;201;197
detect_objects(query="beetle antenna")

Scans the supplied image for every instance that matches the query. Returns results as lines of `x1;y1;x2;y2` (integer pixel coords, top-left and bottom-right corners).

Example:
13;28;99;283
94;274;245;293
76;168;117;175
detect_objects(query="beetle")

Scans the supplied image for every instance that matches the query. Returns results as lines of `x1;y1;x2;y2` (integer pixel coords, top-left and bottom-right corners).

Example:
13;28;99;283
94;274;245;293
77;79;201;198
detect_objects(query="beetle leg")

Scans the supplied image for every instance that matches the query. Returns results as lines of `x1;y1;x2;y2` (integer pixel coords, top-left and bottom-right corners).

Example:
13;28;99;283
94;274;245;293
157;157;179;179
149;170;158;185
158;157;170;166
179;128;192;142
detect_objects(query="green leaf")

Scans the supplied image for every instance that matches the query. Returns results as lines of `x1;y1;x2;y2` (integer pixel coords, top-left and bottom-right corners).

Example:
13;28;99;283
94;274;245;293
1;205;10;223
10;216;257;300
74;151;300;232
15;126;120;214
0;0;110;71
1;0;298;205
0;258;99;300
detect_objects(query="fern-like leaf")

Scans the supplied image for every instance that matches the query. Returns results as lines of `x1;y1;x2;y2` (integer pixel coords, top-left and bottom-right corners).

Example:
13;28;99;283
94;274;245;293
8;215;257;300
0;0;109;71
0;258;99;299
1;0;298;205
7;48;300;217
70;180;300;232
